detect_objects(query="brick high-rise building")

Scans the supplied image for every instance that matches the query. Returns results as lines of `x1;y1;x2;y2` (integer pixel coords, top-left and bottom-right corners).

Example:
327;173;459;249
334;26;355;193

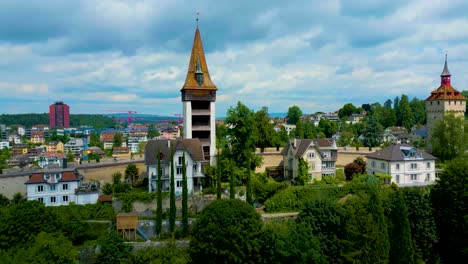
49;101;70;128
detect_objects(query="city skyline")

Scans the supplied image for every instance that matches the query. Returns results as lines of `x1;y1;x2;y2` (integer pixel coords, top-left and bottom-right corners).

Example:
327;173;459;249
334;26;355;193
0;0;467;116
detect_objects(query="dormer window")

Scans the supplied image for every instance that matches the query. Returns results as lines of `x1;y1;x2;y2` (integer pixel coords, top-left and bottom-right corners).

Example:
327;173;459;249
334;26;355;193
195;57;203;86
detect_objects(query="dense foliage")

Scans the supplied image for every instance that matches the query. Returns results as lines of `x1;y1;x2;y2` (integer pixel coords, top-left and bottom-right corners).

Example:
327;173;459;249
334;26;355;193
189;199;264;264
0;113;114;128
431;158;468;263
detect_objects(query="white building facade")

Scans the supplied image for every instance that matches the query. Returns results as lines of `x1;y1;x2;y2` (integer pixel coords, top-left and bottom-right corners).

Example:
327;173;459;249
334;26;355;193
366;144;436;186
145;139;205;194
25;170;98;206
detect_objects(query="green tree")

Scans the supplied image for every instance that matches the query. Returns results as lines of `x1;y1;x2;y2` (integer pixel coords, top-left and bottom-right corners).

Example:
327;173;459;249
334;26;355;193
296;199;345;263
66;150;75;162
225;102;260;169
318;118;338;138
132;239;191;264
88;132;103;149
431;158;468;263
254;107;276;151
216;151;222;200
0;194;9;207
182;153;189;236
169;147;176;233
388;189;414;264
293;119;305;138
189;199;263;264
296;158;310;185
362;115;383;148
147;124;160;139
339;103;358;119
397;94;414;129
124;163;139;186
113;132;124;148
96;231;133;264
156;149;163;236
246;157;253;205
431;113;465;161
286;105;303;125
402;187;439;263
0;201;59;250
14;232;77;264
138;141;147;155
409;97;425;125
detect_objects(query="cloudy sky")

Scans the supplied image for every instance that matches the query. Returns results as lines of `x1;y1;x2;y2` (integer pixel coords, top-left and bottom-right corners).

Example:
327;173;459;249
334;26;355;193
1;0;467;117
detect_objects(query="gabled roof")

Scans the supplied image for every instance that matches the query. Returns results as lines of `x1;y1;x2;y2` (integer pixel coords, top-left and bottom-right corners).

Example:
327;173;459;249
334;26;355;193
181;27;217;91
25;170;80;184
366;144;435;161
145;138;205;165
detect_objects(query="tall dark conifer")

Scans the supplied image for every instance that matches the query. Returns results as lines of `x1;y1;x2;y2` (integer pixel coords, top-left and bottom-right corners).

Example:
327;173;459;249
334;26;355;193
182;152;188;236
155;149;162;236
169;146;176;233
389;189;414;264
246;156;252;205
216;150;222;200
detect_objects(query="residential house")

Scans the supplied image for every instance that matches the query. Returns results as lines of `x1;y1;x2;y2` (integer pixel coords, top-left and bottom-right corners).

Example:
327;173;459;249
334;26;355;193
101;132;115;150
30;131;45;144
366;144;436;186
128;131;148;153
410;125;427;145
112;147;131;158
159;126;180;140
25;169;99;206
145;138;205;194
283;138;338;183
64;138;85;153
382;126;410;144
281;124;296;135
0;140;9;150
8;133;21;144
17;125;26;136
12;144;29;155
346;113;366;125
47;141;64;152
36;151;66;168
86;146;105;157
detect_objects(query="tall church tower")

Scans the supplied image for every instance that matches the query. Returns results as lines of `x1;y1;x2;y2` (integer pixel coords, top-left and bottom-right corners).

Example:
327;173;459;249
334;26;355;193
181;24;217;164
425;55;466;151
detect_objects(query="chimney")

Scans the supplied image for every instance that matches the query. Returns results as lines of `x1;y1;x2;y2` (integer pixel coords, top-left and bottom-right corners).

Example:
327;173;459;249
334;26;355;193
293;138;297;148
167;139;170;148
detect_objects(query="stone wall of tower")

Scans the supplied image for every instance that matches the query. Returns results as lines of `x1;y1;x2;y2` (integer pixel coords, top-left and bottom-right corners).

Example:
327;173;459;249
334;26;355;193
183;101;192;138
425;99;466;151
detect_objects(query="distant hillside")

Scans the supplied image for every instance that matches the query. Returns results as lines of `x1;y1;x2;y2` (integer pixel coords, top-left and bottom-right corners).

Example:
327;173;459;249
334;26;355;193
104;113;179;124
0;114;115;128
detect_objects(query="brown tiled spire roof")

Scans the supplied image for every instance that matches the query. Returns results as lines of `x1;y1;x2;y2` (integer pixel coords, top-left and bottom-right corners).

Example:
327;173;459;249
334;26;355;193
181;27;217;91
425;56;466;101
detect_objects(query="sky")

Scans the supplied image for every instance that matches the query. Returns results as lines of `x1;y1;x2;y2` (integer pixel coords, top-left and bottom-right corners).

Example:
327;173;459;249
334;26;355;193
1;0;467;117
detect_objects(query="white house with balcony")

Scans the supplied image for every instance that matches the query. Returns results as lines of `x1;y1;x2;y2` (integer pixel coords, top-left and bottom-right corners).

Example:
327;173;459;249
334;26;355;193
25;169;99;206
145;138;205;194
283;138;338;183
366;144;436;186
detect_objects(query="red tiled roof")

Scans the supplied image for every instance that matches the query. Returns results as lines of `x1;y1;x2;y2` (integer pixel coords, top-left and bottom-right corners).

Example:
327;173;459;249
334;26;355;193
25;171;80;184
98;195;113;202
425;85;466;101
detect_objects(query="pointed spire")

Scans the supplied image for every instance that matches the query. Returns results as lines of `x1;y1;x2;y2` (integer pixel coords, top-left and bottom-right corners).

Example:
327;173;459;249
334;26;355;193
441;53;451;77
181;24;217;91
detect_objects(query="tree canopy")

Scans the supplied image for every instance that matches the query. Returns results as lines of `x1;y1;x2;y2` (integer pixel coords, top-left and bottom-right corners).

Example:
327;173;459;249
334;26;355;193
286;105;303;125
189;199;263;264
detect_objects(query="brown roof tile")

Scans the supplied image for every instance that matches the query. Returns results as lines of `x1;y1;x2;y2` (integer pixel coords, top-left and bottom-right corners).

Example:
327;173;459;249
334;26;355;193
366;144;436;161
145;138;205;165
181;27;217;91
425;84;466;101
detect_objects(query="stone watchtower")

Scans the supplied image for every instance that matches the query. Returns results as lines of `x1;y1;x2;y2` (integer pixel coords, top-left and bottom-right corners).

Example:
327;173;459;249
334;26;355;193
425;56;466;151
181;24;217;164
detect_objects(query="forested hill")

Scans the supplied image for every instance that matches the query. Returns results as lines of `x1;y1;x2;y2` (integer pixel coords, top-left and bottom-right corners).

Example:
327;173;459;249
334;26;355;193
0;114;115;128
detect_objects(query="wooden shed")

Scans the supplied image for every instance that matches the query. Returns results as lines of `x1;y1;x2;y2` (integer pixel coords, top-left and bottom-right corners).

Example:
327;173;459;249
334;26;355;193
116;212;138;240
